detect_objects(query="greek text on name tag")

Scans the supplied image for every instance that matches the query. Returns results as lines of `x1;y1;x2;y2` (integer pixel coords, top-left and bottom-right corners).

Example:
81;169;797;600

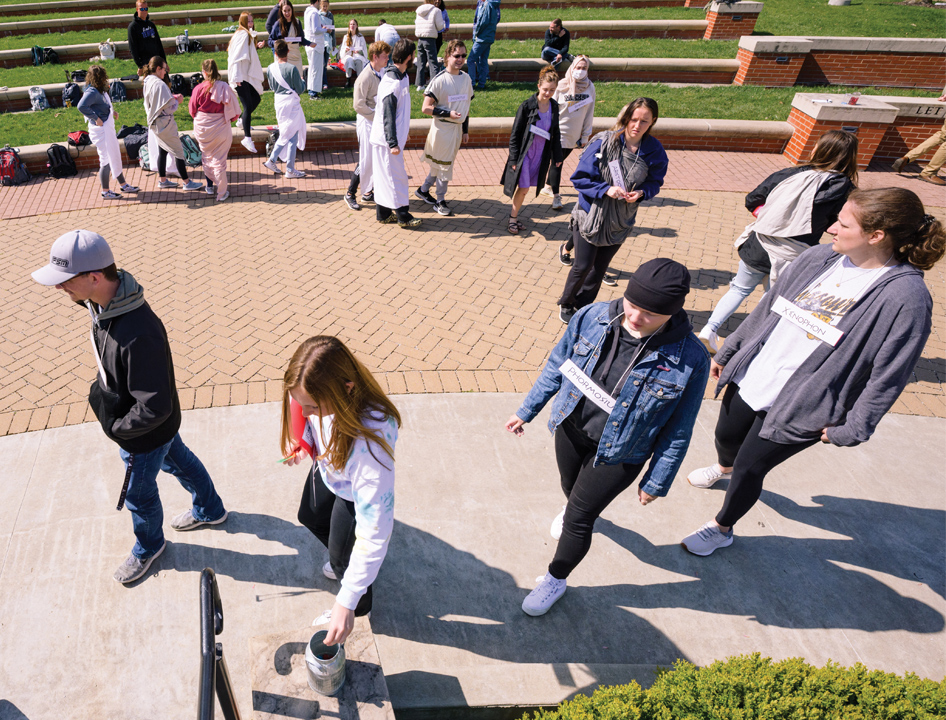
560;359;616;413
608;160;626;193
568;96;593;114
529;124;551;140
772;296;843;346
447;94;467;103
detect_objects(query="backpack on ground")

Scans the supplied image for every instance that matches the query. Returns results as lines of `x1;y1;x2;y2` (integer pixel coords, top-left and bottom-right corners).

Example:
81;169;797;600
123;128;148;161
98;39;116;61
116;123;146;139
47;144;78;179
138;143;151;169
66;69;87;83
188;73;202;94
62;82;82;108
31;45;44;66
109;80;127;103
68;130;91;148
44;48;59;64
180;134;202;166
266;128;279;158
29;86;50;112
176;34;202;54
0;145;32;186
169;73;187;95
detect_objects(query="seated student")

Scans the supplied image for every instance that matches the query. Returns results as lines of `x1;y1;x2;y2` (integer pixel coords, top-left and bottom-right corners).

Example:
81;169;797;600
263;40;308;179
340;19;369;88
541;19;572;67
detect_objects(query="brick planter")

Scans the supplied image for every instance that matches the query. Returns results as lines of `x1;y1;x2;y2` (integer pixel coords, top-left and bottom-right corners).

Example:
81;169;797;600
704;1;761;41
870;95;946;160
734;38;811;87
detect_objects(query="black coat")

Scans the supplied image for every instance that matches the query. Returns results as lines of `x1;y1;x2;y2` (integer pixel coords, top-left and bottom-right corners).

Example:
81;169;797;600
501;94;563;198
127;13;166;69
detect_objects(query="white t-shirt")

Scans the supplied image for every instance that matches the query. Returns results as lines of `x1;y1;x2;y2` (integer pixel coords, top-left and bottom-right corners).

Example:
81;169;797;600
735;256;896;412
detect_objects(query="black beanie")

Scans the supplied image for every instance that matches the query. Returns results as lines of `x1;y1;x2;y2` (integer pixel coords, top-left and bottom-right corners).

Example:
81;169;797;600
623;258;691;315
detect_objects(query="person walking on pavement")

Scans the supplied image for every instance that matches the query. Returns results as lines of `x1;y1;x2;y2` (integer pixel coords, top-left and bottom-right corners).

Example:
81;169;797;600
681;187;945;558
228;12;267;153
264;40;308;179
370;39;423;228
189;59;241;202
344;41;391;210
32;231;228;584
415;39;473;217
506;259;709;617
127;0;166;69
891;91;946;186
414;0;446;92
468;0;500;90
76;65;139;200
303;0;329;98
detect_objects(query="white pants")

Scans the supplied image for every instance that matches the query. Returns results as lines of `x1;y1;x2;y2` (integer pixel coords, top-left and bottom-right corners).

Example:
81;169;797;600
305;45;324;93
371;144;408;209
356;114;373;194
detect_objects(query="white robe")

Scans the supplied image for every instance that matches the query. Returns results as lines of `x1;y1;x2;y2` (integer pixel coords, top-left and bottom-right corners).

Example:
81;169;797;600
88;93;123;179
370;68;411;209
269;62;307;158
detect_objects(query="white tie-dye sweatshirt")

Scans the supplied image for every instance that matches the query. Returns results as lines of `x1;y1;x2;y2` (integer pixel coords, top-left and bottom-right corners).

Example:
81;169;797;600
302;411;397;610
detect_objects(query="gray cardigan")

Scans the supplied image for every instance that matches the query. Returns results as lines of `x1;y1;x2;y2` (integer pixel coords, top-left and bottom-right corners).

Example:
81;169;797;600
76;86;111;123
716;243;932;447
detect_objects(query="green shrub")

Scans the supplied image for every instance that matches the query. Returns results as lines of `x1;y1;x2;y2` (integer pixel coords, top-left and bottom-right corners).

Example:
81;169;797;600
523;655;945;720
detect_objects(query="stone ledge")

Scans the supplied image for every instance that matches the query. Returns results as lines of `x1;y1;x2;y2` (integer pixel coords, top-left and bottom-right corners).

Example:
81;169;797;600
869;95;946;120
738;34;946;55
738;36;814;54
790;92;899;124
709;1;763;13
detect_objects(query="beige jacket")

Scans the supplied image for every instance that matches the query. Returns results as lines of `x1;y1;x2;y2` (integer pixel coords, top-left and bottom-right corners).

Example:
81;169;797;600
353;64;382;123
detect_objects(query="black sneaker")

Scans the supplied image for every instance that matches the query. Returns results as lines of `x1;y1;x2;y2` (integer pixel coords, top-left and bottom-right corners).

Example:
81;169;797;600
360;191;374;203
414;187;436;205
559;305;577;324
434;200;453;216
344;194;361;210
602;273;618;287
558;243;572;266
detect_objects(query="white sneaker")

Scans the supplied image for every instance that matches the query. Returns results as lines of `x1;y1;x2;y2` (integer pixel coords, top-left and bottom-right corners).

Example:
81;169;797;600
681;521;733;556
322;561;337;580
550;505;566;540
687;463;732;489
285;169;306;179
241;136;258;153
551;194;563;210
522;572;566;616
263;159;281;174
539;185;553;198
698;327;721;355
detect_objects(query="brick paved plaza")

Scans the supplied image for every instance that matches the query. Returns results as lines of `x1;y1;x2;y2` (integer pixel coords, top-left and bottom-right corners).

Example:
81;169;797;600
1;147;943;438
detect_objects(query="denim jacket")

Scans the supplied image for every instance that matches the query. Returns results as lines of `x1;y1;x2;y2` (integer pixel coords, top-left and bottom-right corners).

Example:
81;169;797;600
515;301;709;497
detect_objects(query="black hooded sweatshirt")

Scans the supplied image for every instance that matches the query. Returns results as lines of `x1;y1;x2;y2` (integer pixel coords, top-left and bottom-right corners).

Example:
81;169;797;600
127;12;167;68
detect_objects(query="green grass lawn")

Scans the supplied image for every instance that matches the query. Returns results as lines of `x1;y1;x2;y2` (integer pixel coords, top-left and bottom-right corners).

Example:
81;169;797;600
0;82;933;147
0;38;741;87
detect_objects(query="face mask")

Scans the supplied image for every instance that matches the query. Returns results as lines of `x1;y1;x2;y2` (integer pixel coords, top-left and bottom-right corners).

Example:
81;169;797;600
572;69;587;81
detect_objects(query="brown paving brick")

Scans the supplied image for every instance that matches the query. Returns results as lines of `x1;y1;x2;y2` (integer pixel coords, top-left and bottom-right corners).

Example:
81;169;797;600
9;411;31;435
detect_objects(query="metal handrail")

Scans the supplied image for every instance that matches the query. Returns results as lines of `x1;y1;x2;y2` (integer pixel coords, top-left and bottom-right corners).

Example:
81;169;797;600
198;568;242;720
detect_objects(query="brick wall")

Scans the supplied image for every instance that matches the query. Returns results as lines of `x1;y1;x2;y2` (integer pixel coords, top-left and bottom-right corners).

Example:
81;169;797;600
875;117;946;159
704;8;759;41
785;107;888;167
734;48;805;87
797;51;946;91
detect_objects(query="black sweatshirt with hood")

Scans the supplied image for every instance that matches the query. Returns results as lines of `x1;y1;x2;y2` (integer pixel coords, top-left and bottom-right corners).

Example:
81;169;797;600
87;270;181;454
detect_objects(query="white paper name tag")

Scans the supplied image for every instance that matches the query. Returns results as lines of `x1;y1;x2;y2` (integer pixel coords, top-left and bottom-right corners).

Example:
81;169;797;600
772;296;843;346
568;96;593;114
608;159;626;193
448;94;468;103
560;359;615;414
529;124;551;141
285;36;301;43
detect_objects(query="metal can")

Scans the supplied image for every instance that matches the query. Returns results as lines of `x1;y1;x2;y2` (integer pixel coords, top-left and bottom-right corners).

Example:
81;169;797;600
304;630;346;696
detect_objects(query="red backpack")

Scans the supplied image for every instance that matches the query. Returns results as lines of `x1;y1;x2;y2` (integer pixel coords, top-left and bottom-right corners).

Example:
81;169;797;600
0;145;32;186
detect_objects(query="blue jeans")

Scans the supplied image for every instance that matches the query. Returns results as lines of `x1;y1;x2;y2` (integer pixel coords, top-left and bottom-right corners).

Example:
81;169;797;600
704;260;769;333
541;47;572;66
270;133;299;171
119;433;225;559
468;39;492;88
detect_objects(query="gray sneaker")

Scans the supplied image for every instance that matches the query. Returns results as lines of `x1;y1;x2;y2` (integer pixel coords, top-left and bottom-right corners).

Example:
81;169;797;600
183;180;204;191
171;508;228;531
681;521;734;557
114;541;166;584
157;179;178;189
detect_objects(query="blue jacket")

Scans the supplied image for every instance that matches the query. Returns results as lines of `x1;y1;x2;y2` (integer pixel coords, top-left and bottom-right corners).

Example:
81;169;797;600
76;86;111;123
473;0;501;43
571;132;668;214
516;300;710;497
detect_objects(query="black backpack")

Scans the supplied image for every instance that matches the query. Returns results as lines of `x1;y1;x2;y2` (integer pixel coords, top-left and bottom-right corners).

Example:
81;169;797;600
46;144;77;179
31;45;44;66
44;48;59;64
109;80;127;103
188;73;202;94
266;128;280;158
61;82;82;107
122;130;149;161
169;74;187;95
66;69;86;83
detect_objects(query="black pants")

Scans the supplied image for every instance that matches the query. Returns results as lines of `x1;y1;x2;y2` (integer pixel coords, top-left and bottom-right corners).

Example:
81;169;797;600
558;224;622;309
235;82;261;138
157;147;188;181
545;147;574;194
376;204;411;223
714;384;818;528
347;164;360;197
297;464;373;616
549;419;644;579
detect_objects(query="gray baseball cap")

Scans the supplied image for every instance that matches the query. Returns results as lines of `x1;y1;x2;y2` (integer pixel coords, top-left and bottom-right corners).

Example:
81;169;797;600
32;230;115;286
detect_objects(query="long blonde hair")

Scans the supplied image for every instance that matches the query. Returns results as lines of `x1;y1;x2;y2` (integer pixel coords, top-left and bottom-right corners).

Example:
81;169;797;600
201;58;220;89
280;336;401;470
228;12;254;52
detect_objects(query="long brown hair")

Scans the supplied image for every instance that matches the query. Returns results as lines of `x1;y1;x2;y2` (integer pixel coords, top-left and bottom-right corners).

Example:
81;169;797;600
201;58;220;88
803;129;859;185
846;188;945;271
537;64;559;87
227;11;253;52
86;64;109;94
611;97;658;138
278;0;299;38
141;55;170;86
280;336;401;470
344;18;361;48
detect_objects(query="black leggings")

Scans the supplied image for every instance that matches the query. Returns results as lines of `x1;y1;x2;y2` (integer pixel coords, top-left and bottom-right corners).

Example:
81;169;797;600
557;224;622;309
297;464;373;616
714;384;818;528
546;147;574;195
549;419;644;580
157;147;189;181
235;82;261;138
